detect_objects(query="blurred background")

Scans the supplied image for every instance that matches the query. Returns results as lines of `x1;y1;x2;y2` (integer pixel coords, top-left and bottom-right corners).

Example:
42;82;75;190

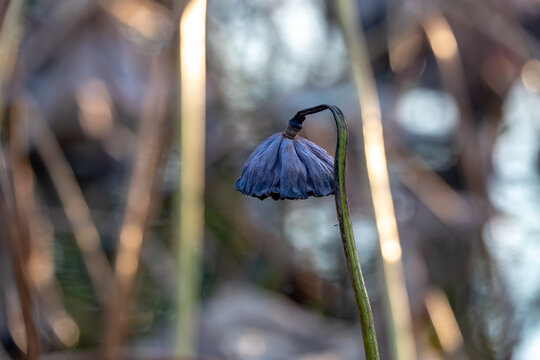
0;0;539;359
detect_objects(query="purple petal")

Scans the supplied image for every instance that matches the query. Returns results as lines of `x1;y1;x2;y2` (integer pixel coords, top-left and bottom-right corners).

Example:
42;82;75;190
235;133;283;199
294;138;334;197
278;138;308;199
235;133;335;200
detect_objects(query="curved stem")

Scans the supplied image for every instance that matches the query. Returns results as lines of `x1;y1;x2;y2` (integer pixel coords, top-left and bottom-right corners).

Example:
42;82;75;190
290;105;380;360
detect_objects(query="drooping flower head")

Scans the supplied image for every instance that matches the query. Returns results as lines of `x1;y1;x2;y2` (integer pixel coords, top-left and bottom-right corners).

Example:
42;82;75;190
235;116;334;200
234;105;381;360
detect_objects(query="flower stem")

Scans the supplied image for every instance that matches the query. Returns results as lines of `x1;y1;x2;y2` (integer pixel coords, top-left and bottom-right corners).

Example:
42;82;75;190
289;105;380;360
336;0;417;358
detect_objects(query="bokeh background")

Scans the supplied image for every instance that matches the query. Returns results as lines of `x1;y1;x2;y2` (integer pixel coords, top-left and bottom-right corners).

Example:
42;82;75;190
1;0;540;359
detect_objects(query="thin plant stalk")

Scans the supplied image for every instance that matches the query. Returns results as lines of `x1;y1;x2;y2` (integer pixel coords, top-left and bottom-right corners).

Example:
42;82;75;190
176;0;207;357
331;106;380;360
336;1;417;359
0;151;40;359
288;105;379;360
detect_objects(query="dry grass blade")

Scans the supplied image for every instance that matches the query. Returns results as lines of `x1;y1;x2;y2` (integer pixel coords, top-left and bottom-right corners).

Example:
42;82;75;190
26;96;113;307
103;58;170;358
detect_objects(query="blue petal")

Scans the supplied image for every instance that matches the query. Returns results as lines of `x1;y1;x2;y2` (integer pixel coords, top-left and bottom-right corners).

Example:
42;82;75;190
235;133;283;199
298;137;334;170
294;138;334;197
279;138;308;199
235;133;335;200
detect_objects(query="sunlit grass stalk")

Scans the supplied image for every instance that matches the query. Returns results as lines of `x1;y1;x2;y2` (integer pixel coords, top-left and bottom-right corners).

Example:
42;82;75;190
176;0;207;357
335;1;417;359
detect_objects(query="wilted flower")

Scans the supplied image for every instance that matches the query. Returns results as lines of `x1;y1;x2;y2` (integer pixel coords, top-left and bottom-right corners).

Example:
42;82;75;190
235;124;334;200
234;105;380;360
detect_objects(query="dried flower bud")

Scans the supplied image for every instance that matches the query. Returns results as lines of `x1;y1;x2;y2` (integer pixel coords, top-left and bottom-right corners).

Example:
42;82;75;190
235;130;334;200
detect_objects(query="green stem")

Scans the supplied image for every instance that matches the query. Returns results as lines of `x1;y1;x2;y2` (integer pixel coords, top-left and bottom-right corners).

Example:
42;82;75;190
289;105;380;360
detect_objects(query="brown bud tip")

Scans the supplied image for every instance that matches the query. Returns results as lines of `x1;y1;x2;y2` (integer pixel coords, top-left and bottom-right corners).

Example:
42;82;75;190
283;125;300;139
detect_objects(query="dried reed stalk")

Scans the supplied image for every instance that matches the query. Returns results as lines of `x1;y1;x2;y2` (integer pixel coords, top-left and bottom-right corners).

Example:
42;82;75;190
175;0;207;357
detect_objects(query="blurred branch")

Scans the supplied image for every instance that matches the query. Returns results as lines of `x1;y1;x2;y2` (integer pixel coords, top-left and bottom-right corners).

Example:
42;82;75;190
103;57;170;358
26;96;113;307
335;1;417;359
